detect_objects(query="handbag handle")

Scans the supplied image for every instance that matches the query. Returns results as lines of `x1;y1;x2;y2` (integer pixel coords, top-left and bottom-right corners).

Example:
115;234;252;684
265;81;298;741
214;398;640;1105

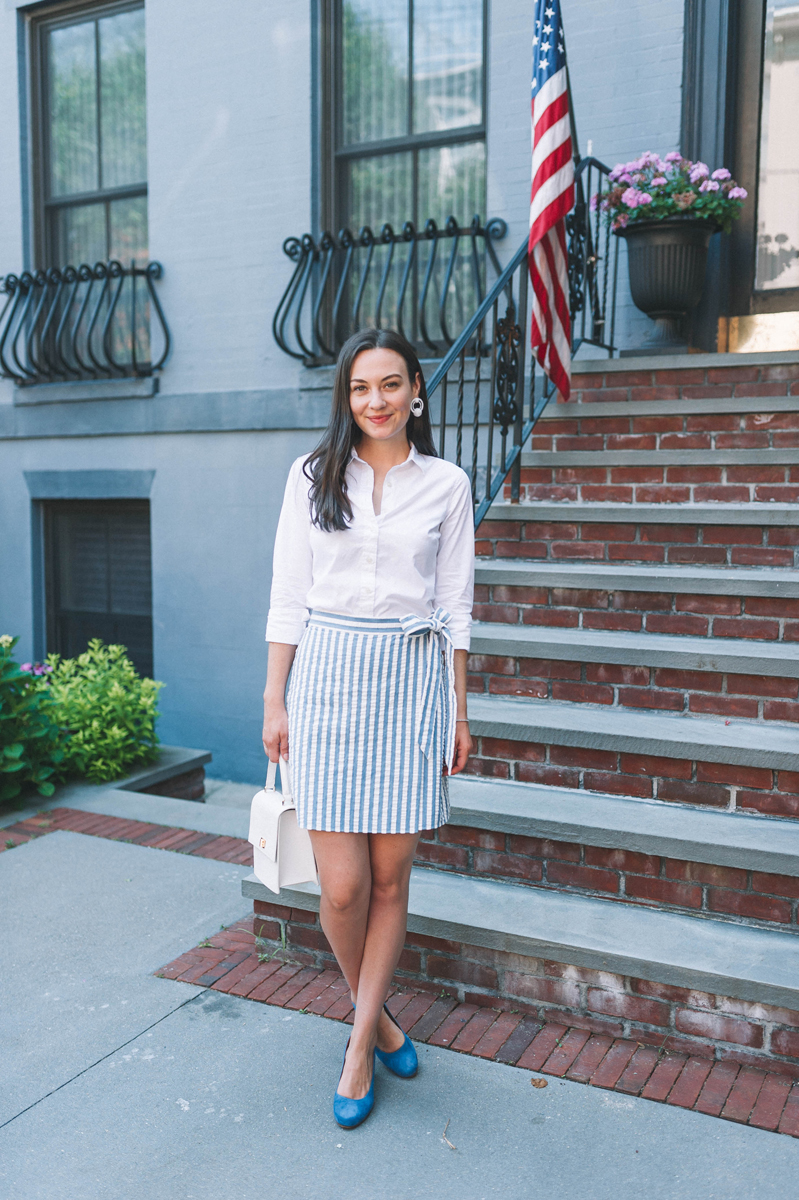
265;756;289;791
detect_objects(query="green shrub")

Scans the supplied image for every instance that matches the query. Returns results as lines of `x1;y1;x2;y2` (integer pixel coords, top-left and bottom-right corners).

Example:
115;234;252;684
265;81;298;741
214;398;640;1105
47;639;163;783
0;635;63;802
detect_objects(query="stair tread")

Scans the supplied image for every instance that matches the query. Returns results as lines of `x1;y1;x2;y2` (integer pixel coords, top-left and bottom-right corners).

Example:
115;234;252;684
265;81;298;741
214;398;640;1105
243;867;799;1010
486;501;798;524
475;559;799;595
447;774;799;876
539;395;799;419
470;621;799;676
518;448;799;466
467;693;798;769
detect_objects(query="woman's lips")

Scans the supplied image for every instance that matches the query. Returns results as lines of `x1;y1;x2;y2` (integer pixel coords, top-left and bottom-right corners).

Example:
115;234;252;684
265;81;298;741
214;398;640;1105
368;414;391;424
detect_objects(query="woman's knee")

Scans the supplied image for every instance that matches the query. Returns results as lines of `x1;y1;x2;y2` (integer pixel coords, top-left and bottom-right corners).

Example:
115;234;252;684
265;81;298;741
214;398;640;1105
323;878;369;915
368;875;408;906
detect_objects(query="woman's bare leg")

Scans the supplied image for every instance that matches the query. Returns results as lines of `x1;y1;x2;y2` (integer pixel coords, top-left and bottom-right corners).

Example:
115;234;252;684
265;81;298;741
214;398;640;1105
309;829;420;1099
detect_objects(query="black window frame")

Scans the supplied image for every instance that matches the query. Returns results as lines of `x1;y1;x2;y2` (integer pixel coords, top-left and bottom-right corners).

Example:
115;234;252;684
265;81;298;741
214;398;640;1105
317;0;489;236
683;0;799;343
28;0;147;270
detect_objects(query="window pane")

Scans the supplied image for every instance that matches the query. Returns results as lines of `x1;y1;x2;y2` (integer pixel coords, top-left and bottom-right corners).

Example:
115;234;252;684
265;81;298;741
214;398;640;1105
342;1;408;144
99;8;147;188
54;202;106;265
418;140;485;225
346;150;413;230
109;195;148;263
47;21;98;198
756;1;799;290
413;0;483;134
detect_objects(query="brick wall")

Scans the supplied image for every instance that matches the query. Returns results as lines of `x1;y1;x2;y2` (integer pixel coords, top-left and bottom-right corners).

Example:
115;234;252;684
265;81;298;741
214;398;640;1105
474;585;799;640
569;362;799;405
467;655;799;722
465;739;799;819
528;407;799;454
505;462;799;505
476;518;799;568
414;825;799;930
252;898;799;1079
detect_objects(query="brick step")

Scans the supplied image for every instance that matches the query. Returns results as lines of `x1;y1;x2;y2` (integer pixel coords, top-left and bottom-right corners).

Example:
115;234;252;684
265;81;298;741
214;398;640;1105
242;862;799;1047
531;396;799;453
468;623;799;722
465;693;798;819
503;449;799;505
416;775;799;933
478;502;799;567
570;354;799;406
475;560;799;640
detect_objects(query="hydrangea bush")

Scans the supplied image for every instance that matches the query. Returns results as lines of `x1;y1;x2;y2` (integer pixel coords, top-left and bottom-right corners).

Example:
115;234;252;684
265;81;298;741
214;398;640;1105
0;635;63;802
595;151;747;234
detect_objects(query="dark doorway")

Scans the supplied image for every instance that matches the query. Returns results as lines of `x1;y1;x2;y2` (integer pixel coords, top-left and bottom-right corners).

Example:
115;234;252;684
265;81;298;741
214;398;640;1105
44;500;153;678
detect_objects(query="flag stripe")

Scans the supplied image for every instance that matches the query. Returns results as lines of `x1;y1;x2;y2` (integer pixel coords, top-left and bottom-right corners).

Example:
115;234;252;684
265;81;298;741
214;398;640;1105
529;4;573;402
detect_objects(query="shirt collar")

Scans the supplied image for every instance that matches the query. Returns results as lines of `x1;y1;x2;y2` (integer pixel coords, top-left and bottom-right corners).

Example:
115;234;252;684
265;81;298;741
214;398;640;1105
350;442;432;473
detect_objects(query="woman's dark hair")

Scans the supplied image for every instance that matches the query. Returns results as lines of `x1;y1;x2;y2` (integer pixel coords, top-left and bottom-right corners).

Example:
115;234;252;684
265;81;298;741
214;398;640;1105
303;327;437;531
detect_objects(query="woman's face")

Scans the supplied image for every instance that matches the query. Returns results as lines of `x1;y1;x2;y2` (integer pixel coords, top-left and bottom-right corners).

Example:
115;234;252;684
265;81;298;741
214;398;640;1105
349;347;421;445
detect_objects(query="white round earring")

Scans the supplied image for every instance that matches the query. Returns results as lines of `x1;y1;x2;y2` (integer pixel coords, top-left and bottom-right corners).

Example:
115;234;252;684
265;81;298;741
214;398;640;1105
410;396;424;417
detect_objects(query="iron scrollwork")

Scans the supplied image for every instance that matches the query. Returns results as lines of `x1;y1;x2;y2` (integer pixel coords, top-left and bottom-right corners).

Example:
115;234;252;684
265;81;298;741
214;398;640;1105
492;302;521;435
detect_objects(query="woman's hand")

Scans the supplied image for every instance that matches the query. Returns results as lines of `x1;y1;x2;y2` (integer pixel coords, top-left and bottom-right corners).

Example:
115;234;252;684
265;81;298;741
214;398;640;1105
262;699;289;763
263;642;297;762
445;721;473;776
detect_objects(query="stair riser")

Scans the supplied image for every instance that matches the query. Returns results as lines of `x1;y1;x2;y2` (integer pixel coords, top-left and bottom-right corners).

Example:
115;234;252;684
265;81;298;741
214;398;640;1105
467;657;799;724
502;464;799;505
466;738;799;820
251;899;799;1078
531;410;799;454
415;825;799;932
571;361;799;405
474;585;799;641
476;520;799;568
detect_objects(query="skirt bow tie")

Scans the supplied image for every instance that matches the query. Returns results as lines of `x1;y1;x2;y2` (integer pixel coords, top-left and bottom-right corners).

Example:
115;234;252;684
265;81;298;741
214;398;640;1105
399;606;457;772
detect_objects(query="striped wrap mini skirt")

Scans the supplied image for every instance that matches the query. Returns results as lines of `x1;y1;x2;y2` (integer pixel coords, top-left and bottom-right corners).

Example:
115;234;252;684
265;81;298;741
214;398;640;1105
285;608;457;834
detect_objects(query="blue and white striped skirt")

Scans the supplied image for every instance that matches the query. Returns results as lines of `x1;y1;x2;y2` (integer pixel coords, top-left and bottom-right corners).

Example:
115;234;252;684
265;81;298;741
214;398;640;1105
286;609;456;834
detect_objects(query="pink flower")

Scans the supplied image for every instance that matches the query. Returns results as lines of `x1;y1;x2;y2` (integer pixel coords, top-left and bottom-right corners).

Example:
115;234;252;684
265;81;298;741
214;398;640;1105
689;162;710;182
651;176;667;186
637;192;653;205
613;213;629;230
621;187;640;208
728;186;747;199
699;179;720;192
619;173;634;185
20;662;32;672
589;194;598;212
712;168;731;181
665;151;683;162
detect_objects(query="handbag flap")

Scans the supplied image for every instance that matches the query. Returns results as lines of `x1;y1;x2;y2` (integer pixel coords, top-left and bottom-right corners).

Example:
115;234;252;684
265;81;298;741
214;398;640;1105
248;759;295;860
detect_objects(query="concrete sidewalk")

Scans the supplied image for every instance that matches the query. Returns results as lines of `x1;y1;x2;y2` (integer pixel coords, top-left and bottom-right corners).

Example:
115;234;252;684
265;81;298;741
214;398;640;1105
2;832;797;1200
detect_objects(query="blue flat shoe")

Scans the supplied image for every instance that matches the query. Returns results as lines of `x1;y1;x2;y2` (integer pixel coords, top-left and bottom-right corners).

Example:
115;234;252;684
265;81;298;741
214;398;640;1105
333;1039;375;1129
375;1003;418;1078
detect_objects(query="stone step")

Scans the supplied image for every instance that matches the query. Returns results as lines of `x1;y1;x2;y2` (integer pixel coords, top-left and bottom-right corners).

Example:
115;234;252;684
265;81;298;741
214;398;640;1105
242;864;799;1011
447;773;799;878
486;502;797;526
474;559;799;597
470;622;799;677
467;693;797;772
539;396;799;421
518;448;799;467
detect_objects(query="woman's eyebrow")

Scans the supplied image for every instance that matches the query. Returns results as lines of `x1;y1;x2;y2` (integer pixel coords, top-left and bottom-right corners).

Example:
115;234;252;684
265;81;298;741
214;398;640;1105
350;373;403;385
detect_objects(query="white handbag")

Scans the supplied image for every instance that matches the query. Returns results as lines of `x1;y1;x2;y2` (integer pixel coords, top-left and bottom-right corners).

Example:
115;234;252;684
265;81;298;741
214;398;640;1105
248;757;318;894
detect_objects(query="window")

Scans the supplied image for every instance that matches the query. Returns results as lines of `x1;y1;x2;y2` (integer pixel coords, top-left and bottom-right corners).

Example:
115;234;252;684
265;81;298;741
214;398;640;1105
44;501;153;679
328;0;486;233
755;1;799;292
32;1;147;268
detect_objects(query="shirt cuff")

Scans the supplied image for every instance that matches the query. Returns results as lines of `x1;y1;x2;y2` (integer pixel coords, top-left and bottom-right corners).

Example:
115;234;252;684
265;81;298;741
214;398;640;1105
448;614;472;651
265;611;308;645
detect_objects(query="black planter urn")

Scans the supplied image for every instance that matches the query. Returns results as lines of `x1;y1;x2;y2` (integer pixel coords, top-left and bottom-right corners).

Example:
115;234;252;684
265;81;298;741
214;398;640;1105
616;216;717;353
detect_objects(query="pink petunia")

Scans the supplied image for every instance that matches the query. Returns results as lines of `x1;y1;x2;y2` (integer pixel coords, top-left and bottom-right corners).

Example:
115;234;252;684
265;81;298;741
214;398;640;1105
728;186;747;199
689;162;710;182
712;168;731;181
651;176;667;186
699;179;720;192
621;187;640;208
637;193;653;205
665;151;683;162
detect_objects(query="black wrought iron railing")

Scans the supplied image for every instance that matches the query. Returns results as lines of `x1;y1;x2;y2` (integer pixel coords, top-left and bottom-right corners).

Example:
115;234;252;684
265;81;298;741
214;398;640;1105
568;157;619;355
273;216;508;365
0;260;170;386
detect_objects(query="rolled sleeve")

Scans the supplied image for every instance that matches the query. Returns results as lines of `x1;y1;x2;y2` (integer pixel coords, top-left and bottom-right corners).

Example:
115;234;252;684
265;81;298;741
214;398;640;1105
435;469;475;650
265;457;313;645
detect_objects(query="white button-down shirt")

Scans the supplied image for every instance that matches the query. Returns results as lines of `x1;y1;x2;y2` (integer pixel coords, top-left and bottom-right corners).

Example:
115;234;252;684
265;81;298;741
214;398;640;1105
266;444;475;649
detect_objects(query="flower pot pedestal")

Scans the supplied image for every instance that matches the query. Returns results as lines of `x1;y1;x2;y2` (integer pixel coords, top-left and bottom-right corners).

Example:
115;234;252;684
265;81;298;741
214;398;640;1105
616;216;717;355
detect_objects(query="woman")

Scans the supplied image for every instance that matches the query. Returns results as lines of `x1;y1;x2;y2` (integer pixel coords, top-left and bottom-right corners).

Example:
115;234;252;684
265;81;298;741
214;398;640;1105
262;327;474;1129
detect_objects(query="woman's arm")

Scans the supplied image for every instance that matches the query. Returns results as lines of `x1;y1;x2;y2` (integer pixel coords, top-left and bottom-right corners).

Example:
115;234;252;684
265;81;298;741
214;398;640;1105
262;642;297;762
446;648;473;775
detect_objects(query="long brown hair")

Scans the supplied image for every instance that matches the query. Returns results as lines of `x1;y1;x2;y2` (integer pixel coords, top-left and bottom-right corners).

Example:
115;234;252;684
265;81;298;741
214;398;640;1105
304;328;437;531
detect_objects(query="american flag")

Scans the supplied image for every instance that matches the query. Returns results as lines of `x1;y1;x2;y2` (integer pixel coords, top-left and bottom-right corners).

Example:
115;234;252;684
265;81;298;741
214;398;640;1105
529;0;574;401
